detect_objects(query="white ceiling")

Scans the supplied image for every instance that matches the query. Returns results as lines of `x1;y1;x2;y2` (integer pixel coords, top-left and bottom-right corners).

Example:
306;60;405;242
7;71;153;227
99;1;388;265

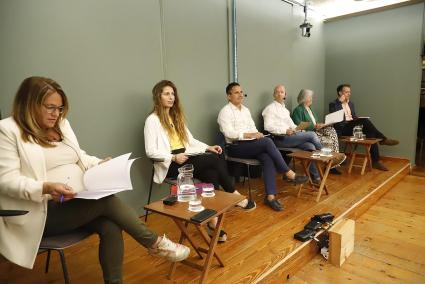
307;0;413;19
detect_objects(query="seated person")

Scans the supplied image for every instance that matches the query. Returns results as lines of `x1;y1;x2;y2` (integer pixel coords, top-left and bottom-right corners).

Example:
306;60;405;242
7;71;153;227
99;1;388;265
144;80;256;242
329;84;399;171
0;77;189;284
262;85;323;183
217;82;308;212
292;89;346;175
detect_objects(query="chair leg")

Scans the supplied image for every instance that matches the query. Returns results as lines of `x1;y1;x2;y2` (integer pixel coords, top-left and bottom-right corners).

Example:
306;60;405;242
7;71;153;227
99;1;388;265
45;250;51;273
145;167;155;222
246;165;253;201
58;250;70;284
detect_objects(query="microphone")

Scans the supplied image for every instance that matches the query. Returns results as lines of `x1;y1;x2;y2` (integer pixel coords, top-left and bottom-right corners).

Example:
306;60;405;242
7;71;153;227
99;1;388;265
244;93;248;97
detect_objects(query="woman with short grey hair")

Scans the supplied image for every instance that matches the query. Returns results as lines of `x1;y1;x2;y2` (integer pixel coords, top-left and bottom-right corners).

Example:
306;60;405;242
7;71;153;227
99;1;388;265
292;89;345;175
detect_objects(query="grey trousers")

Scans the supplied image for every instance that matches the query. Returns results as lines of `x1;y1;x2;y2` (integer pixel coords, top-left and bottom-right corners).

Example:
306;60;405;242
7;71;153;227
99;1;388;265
44;195;158;284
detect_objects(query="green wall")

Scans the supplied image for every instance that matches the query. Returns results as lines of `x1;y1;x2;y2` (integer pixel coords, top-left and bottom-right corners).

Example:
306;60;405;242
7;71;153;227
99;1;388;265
324;3;424;163
0;0;325;214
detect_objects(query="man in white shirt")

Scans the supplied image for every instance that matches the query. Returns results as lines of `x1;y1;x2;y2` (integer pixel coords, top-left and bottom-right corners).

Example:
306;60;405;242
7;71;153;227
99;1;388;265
218;82;308;212
262;85;322;182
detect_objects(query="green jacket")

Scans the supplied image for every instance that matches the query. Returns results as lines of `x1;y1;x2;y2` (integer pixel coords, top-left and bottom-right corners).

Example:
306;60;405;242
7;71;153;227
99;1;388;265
291;104;318;131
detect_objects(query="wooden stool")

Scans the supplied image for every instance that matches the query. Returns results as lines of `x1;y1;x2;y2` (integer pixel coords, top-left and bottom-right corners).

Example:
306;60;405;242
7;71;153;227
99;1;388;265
339;137;382;175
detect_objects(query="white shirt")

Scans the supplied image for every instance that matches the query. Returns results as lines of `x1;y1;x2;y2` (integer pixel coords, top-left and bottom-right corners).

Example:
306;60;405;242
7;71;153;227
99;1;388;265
262;100;296;134
305;107;317;125
217;102;258;143
42;141;85;193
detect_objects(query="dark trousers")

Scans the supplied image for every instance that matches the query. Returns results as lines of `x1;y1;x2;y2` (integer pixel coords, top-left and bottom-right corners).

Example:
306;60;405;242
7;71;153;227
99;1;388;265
226;137;290;195
167;151;235;193
44;195;158;284
339;118;386;162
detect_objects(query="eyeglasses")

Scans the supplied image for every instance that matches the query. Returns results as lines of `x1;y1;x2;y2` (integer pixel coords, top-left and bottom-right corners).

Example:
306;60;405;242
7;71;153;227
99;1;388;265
43;104;64;114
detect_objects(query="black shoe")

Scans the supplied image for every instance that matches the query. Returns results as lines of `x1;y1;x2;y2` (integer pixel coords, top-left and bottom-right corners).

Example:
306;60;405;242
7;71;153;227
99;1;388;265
236;199;257;212
264;198;284;211
206;223;227;243
372;161;389;171
330;168;342;175
285;175;308;184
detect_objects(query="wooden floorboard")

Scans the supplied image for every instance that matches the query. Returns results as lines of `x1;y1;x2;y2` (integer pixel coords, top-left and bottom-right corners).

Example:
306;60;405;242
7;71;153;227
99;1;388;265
290;175;425;284
0;158;411;284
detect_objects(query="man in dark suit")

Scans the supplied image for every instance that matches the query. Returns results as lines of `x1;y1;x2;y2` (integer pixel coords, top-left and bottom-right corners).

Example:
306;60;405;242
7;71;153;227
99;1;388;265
329;84;399;171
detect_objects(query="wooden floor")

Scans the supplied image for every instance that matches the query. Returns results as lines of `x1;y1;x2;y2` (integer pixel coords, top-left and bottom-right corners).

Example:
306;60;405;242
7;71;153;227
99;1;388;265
0;158;412;284
289;175;425;284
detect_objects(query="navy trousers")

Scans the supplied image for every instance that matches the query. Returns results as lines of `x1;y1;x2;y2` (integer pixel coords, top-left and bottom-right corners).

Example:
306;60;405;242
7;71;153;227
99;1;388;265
226;137;290;195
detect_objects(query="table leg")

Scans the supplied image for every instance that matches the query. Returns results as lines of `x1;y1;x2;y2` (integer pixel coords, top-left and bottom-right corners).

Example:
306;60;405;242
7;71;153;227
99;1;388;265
315;161;329;195
195;225;224;267
348;144;357;174
366;144;373;172
199;214;225;284
316;161;332;202
301;159;314;187
168;219;203;280
360;145;369;175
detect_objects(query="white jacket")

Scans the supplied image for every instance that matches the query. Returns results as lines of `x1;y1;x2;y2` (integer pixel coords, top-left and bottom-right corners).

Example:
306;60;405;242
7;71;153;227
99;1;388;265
0;117;100;268
144;113;208;183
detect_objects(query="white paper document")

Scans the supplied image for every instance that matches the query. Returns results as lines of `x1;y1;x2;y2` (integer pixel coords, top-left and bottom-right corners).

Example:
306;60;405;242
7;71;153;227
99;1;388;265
76;153;137;200
324;110;344;126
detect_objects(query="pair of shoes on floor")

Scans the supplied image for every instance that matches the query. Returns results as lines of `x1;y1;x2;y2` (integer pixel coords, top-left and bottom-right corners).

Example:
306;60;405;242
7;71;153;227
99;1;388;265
284;174;308;184
264;197;284;211
372;161;389;171
206;222;227;243
235;199;257;212
148;234;190;262
380;138;399;146
331;153;346;168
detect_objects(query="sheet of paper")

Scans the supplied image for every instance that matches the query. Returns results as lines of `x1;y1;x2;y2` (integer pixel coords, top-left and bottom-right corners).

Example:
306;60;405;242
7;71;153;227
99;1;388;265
324;109;344;126
83;153;136;191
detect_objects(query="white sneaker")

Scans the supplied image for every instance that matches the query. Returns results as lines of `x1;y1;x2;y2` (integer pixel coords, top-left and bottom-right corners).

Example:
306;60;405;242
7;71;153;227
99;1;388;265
148;235;190;262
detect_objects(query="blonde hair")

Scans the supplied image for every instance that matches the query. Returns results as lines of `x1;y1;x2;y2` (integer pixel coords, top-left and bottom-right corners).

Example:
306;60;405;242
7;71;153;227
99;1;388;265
12;76;69;147
151;80;188;144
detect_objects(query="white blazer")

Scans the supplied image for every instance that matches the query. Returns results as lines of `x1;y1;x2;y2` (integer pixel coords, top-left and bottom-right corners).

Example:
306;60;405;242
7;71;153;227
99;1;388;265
0;117;100;269
144;113;208;183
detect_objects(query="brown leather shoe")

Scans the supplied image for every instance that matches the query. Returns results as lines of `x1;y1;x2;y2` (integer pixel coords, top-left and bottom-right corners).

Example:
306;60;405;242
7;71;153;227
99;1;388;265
372;161;389;171
380;139;399;146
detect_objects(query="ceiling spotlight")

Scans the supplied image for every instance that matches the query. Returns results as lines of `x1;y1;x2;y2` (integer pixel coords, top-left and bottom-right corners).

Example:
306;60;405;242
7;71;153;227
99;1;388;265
300;3;312;37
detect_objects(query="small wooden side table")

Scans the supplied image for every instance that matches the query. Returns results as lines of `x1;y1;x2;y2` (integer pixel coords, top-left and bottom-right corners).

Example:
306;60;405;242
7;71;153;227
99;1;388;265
288;150;337;202
144;191;244;284
339;137;382;175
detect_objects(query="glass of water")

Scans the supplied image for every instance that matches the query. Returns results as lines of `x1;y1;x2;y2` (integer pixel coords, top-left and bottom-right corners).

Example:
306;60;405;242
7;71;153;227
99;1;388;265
201;185;215;197
188;197;204;212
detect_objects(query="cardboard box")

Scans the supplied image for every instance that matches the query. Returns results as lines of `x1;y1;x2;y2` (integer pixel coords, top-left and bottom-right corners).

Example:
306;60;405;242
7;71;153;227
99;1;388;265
328;219;355;267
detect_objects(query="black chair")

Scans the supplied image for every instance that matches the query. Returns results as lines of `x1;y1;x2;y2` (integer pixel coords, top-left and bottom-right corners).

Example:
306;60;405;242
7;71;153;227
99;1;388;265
39;229;93;284
0;210;92;284
216;133;261;201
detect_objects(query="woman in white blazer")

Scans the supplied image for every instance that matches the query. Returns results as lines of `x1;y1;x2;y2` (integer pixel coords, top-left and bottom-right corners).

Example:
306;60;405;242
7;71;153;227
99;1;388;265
0;77;189;283
144;80;256;241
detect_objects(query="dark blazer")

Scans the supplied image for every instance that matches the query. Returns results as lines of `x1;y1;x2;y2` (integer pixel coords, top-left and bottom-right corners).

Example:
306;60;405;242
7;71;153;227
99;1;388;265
329;98;357;134
329;98;357;118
